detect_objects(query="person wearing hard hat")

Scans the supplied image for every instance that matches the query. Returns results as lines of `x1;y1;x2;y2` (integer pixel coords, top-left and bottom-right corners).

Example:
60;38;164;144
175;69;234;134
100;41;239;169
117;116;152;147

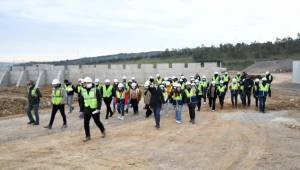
258;77;270;113
143;81;152;118
149;82;165;129
253;78;260;108
112;79;119;113
184;81;198;124
207;81;217;111
75;78;84;118
196;79;203;111
44;79;67;129
102;79;114;119
244;75;254;106
201;76;209;104
116;83;126;120
156;74;163;85
229;78;239;108
26;80;42;125
171;83;184;124
81;76;105;142
235;72;242;82
239;79;246;107
222;72;230;93
212;72;220;85
217;81;226;109
265;71;273;97
130;82;142;114
122;76;130;114
94;78;101;90
64;79;75;113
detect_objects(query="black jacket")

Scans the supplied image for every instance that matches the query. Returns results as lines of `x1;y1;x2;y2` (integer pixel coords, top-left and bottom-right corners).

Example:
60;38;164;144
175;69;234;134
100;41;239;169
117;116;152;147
149;86;164;108
27;86;42;105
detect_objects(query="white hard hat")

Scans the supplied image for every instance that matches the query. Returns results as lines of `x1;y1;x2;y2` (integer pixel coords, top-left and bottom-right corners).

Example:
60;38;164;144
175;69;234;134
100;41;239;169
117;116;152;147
214;71;218;74
52;79;60;85
94;78;100;83
195;79;199;83
202;76;206;79
237;72;241;75
114;79;119;83
131;82;137;87
262;77;267;81
164;77;168;81
185;81;191;85
180;75;184;79
232;78;237;83
166;81;170;86
190;75;194;78
149;76;154;79
118;83;124;88
220;80;224;84
122;76;127;79
128;79;132;83
105;79;110;83
191;78;195;81
156;74;160;77
211;81;216;85
131;77;135;80
225;72;228;74
191;83;196;86
172;76;176;79
84;77;93;83
255;78;259;82
266;71;270;75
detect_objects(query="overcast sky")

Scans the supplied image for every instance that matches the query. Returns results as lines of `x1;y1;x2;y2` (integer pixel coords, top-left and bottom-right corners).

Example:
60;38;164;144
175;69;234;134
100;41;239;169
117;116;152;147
0;0;299;62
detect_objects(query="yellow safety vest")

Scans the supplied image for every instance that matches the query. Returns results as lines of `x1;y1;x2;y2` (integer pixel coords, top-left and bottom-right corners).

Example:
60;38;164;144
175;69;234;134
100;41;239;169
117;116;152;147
52;88;63;105
103;85;113;98
81;88;97;109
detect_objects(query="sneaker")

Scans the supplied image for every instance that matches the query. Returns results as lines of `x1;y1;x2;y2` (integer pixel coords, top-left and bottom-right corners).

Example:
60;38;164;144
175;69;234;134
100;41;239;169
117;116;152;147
27;121;35;125
101;130;106;138
118;115;122;120
44;125;52;129
176;120;182;124
155;125;160;129
212;109;215;112
33;122;39;125
120;116;125;120
204;102;206;105
83;136;91;142
62;124;67;128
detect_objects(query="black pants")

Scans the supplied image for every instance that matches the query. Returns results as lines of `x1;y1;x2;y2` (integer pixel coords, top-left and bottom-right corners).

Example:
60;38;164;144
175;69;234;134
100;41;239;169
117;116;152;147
103;97;113;118
187;103;196;121
84;107;105;138
259;96;267;113
78;96;84;112
224;82;229;94
254;96;258;107
231;94;238;108
49;104;67;127
145;104;152;118
218;95;224;109
27;103;39;123
197;95;202;111
245;92;251;106
209;97;216;110
240;92;246;107
131;98;139;114
203;90;207;102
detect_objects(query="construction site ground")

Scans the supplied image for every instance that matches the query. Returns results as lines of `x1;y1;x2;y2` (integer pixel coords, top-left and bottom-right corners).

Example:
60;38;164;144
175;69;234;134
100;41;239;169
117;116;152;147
0;73;299;170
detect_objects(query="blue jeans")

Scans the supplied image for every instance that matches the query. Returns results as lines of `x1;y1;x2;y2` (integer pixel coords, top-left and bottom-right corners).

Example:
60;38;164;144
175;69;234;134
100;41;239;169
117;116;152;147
117;100;125;116
175;104;183;121
67;95;74;113
27;103;39;123
152;107;161;126
259;96;266;113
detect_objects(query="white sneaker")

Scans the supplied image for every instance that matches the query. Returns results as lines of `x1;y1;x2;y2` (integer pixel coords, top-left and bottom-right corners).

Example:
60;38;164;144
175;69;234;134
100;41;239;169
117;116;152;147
121;116;125;120
118;115;121;120
204;102;206;105
176;120;182;124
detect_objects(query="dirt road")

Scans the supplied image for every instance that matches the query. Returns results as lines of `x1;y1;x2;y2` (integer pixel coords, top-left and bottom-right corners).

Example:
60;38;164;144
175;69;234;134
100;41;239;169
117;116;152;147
0;73;299;169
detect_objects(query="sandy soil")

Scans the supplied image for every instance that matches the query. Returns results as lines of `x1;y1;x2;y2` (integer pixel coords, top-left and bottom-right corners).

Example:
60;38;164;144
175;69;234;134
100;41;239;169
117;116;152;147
0;73;299;170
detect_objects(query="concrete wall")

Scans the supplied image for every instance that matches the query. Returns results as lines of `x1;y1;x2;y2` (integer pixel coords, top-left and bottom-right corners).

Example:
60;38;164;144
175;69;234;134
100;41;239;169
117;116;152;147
293;61;300;84
0;63;226;86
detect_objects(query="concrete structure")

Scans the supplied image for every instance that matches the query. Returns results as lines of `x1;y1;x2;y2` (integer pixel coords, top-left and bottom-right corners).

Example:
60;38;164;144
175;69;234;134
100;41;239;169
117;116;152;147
293;61;300;84
0;63;226;87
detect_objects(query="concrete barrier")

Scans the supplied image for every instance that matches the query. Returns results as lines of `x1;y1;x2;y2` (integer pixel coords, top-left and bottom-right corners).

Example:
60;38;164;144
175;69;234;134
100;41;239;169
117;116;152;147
0;62;226;86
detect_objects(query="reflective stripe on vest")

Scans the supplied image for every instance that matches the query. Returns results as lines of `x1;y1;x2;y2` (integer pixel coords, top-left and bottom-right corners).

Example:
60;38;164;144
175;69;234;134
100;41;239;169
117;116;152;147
231;84;238;90
172;93;182;100
259;84;269;92
223;75;229;82
185;89;196;97
201;81;208;88
31;88;37;97
116;90;125;99
212;76;220;83
52;88;63;105
218;86;225;93
82;88;97;109
197;84;203;95
64;84;73;92
103;85;113;98
235;75;241;82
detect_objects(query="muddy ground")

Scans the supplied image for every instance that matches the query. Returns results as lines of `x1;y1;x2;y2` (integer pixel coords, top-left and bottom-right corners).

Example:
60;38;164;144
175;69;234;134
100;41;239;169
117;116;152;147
0;73;299;170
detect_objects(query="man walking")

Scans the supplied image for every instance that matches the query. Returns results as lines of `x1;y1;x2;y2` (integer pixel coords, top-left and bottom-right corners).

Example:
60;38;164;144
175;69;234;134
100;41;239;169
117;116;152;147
26;80;42;125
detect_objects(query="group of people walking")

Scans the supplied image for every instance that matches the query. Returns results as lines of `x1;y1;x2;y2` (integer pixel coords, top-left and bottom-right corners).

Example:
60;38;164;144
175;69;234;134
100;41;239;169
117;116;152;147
25;71;273;141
